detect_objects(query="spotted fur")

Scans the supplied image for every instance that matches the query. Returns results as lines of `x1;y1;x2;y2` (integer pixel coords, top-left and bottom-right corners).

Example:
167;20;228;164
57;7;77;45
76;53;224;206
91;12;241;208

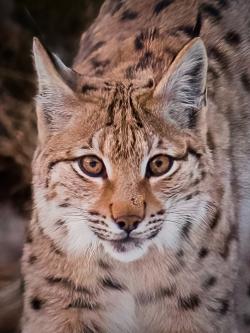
22;0;250;332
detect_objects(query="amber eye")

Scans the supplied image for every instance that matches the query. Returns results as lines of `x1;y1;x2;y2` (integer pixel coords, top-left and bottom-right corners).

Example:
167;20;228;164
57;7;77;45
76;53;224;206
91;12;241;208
78;155;105;177
147;154;173;177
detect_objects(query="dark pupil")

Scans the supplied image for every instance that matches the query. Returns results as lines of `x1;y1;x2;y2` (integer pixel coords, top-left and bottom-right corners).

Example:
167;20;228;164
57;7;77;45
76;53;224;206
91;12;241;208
89;160;98;168
155;159;163;168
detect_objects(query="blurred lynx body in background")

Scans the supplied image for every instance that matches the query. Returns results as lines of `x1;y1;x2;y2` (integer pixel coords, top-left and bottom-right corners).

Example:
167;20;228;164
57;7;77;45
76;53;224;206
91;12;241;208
1;0;250;332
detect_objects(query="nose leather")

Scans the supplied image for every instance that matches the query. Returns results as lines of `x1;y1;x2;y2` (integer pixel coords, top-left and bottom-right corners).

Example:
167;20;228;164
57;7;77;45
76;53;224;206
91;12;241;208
115;215;142;232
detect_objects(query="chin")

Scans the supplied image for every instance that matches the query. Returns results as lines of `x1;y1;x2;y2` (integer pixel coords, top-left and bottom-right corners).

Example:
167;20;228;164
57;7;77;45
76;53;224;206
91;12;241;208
102;239;150;263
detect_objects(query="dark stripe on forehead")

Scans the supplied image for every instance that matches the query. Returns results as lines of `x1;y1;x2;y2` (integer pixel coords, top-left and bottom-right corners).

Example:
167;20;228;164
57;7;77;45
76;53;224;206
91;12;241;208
129;96;143;128
106;87;118;126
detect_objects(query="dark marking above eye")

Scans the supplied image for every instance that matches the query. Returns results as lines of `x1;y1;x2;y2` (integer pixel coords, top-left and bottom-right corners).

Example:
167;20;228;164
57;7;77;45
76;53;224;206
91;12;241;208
224;31;241;46
200;4;222;22
30;297;43;310
154;0;174;15
178;294;200;310
121;9;138;20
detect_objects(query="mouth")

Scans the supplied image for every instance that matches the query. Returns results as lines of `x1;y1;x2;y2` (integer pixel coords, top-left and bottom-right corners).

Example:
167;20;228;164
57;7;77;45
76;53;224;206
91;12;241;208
110;237;143;253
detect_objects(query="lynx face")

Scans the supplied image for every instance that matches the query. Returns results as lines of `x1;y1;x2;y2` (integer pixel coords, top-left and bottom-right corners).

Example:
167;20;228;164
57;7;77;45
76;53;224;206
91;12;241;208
32;38;215;262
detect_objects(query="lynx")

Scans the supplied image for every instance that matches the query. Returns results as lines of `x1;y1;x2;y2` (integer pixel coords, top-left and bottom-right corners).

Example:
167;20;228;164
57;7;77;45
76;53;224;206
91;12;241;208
22;0;250;332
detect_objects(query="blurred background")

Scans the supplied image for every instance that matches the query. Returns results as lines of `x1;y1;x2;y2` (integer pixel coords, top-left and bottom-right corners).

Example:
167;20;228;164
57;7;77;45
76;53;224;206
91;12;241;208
0;0;103;331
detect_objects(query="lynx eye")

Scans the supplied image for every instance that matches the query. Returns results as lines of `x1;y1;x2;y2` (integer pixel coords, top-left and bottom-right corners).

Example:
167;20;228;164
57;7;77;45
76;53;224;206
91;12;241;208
147;154;173;177
78;155;105;177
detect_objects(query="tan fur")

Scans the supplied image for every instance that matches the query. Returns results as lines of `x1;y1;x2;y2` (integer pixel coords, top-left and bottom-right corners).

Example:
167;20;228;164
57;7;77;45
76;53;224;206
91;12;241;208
22;0;250;332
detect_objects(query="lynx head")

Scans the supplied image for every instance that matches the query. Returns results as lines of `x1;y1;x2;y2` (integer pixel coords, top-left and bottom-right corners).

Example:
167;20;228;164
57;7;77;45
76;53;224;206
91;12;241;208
32;37;216;263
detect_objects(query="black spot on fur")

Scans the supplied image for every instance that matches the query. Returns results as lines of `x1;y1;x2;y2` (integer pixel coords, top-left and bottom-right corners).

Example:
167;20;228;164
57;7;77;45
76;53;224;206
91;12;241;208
111;0;124;15
200;4;222;22
157;209;166;215
30;297;43;310
82;84;98;94
55;219;65;226
178;294;200;310
181;220;192;239
172;25;195;38
137;286;175;305
68;298;99;310
59;202;70;208
177;249;184;258
185;108;199;129
135;28;160;50
241;73;250;92
101;277;125;291
98;259;112;270
247;284;250;297
210;210;220;229
121;9;138;20
83;323;103;333
134;34;144;50
46;276;91;294
220;224;238;259
243;313;250;326
26;229;33;243
29;255;37;264
164;47;177;57
207;131;215;151
144;78;154;88
199;247;209;259
219;299;229;315
193;11;202;37
125;65;135;79
202;275;217;289
90;41;106;53
224;31;241;46
208;47;229;71
137;51;154;70
208;66;219;80
154;0;174;15
216;0;229;9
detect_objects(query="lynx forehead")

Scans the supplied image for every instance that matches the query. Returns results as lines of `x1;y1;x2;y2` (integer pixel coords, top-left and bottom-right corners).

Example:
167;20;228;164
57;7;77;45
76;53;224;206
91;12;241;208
21;0;250;332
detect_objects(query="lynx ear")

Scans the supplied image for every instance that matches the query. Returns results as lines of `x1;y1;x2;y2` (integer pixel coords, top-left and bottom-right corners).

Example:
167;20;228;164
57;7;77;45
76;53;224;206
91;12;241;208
154;38;207;131
33;37;78;142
